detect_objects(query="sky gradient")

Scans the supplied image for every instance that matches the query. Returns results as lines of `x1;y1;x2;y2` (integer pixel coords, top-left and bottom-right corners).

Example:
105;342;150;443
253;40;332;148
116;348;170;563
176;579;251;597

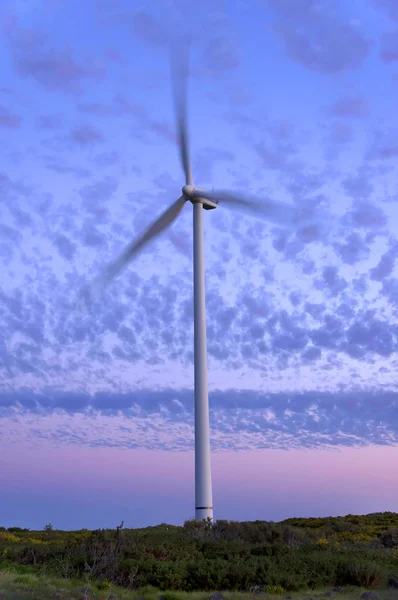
1;0;398;529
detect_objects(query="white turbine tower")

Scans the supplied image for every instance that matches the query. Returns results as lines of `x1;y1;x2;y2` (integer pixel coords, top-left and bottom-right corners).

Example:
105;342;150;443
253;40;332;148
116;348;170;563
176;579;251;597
85;46;300;522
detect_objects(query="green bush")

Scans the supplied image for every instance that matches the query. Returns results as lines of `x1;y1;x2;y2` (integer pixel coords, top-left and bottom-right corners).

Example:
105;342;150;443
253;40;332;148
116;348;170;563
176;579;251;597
336;560;386;588
160;592;180;600
96;580;111;590
264;584;285;594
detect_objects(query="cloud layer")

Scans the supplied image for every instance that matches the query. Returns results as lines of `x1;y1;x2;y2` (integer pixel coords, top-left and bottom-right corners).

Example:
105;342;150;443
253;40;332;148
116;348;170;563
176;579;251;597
1;0;398;457
1;388;398;451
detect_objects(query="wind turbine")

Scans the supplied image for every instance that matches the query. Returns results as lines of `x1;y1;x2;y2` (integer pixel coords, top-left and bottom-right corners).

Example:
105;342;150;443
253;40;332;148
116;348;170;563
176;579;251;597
85;46;301;522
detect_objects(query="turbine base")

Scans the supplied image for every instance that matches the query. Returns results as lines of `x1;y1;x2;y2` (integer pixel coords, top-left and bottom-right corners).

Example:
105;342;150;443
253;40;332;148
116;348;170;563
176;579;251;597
195;506;213;522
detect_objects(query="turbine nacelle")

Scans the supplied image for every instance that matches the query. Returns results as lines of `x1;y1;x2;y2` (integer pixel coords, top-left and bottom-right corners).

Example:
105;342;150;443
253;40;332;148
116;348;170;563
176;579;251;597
182;185;218;210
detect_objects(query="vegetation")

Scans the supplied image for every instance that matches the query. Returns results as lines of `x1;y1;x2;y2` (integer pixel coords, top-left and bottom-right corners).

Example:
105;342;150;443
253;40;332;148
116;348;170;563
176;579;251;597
1;571;397;600
1;513;398;593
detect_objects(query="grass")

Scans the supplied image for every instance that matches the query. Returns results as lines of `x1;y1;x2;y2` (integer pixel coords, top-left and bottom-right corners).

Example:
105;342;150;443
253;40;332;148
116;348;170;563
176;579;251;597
1;571;398;600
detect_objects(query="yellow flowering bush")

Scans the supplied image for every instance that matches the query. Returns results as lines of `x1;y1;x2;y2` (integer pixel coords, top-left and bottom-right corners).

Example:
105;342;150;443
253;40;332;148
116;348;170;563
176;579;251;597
0;532;20;543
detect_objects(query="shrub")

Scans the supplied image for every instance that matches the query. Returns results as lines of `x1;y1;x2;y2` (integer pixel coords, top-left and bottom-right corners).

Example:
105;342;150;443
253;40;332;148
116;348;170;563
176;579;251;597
336;560;386;588
264;584;286;594
380;529;398;548
0;532;20;543
316;537;329;545
27;538;50;545
96;580;111;590
160;592;180;600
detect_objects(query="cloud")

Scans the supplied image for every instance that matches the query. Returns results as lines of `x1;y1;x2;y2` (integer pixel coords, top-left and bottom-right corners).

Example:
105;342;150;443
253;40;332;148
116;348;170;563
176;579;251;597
372;0;398;23
145;120;176;144
3;264;398;393
104;47;126;65
70;125;104;146
344;317;394;359
78;94;146;119
380;30;398;62
130;11;167;47
194;148;235;182
349;203;387;229
45;161;92;178
268;0;371;74
38;114;63;130
366;130;398;161
0;223;22;244
370;244;398;281
0;172;32;200
53;234;76;260
330;121;353;144
335;232;369;265
5;21;104;93
126;8;240;77
79;223;107;248
202;37;239;74
342;174;374;201
210;87;252;108
255;140;297;172
381;278;398;308
78;93;176;147
0;104;22;128
94;151;121;168
79;177;118;210
285;168;326;199
2;388;398;451
317;266;347;297
329;97;370;118
1;0;398;465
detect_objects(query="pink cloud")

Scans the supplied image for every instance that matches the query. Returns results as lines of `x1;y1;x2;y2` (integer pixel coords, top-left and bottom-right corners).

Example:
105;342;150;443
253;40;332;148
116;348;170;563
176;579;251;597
130;11;166;47
149;120;176;144
380;30;398;62
38;114;63;130
71;124;104;146
0;104;21;128
372;0;398;24
15;49;104;93
78;94;146;119
329;97;370;118
330;121;353;143
104;47;126;65
269;0;370;74
3;15;105;93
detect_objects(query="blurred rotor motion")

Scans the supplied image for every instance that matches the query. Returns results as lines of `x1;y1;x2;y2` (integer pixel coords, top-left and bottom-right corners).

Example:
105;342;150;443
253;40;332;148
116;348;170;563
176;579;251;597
83;40;301;298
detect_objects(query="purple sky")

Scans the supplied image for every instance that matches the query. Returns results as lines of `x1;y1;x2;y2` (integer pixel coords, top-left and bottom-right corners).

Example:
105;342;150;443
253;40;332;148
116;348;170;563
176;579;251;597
1;0;398;529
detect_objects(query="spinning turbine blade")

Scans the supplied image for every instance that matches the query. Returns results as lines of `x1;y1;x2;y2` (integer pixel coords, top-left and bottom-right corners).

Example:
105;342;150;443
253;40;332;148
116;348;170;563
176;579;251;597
89;196;186;293
170;41;193;186
192;189;300;227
